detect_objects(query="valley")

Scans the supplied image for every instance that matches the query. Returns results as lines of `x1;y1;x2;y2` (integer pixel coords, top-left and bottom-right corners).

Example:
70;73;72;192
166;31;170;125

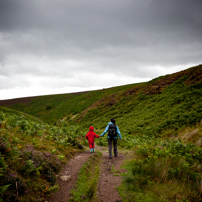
0;64;202;202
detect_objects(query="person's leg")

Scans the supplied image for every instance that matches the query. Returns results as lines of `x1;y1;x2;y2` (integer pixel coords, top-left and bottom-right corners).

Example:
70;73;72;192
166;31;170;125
92;142;95;153
89;143;93;153
113;138;118;157
108;138;113;158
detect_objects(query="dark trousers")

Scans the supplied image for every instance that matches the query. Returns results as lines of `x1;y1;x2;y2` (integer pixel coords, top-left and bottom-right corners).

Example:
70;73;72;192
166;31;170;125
108;138;118;158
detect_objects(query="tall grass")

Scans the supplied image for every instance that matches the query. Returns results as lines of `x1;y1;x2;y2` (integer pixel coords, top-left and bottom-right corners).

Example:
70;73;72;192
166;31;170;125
118;137;202;202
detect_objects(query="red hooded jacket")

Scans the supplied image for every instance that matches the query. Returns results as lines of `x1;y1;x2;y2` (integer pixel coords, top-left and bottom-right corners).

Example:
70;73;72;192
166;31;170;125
85;126;100;143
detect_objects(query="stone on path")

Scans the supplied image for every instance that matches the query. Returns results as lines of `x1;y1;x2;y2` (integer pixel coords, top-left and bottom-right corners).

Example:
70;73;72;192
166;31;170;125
60;175;71;181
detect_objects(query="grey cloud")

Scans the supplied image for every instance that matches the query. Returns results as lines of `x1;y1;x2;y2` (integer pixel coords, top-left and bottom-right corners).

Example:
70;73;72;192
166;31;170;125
0;0;202;97
0;73;31;89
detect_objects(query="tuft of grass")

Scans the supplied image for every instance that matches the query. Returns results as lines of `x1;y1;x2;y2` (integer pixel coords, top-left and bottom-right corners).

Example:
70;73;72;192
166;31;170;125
182;129;199;141
179;123;202;146
69;151;102;202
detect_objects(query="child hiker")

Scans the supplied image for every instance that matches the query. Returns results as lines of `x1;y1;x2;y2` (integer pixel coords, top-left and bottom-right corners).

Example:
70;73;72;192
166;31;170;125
85;126;100;154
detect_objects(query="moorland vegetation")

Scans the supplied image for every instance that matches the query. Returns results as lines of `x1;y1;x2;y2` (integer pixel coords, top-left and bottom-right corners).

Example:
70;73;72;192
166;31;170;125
0;64;202;201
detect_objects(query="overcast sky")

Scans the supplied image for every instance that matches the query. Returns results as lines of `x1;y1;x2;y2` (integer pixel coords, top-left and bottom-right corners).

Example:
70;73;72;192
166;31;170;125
0;0;202;100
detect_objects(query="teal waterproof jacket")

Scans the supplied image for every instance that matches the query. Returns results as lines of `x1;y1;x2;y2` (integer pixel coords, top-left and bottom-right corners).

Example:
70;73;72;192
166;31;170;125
100;122;122;139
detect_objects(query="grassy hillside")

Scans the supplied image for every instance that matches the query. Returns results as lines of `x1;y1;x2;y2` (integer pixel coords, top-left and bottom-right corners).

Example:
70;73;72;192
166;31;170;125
0;84;135;124
1;64;202;148
0;107;85;202
1;64;202;201
78;65;202;140
1;65;201;138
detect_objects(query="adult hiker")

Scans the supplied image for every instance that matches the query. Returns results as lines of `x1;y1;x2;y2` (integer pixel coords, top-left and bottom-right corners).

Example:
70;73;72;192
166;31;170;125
85;126;100;154
100;118;122;159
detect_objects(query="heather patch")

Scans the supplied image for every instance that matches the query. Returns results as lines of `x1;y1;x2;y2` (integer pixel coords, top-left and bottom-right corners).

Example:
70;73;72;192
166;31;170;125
0;109;79;201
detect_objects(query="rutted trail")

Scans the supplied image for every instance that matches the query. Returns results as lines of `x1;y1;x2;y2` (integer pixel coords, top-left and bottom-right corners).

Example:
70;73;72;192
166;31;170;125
49;151;91;202
96;145;127;202
49;145;128;202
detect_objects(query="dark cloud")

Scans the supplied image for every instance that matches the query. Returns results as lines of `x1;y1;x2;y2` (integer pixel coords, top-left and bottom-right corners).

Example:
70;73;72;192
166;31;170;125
0;0;202;99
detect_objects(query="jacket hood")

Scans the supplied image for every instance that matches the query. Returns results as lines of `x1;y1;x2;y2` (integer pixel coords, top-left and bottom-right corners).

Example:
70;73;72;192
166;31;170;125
89;126;94;132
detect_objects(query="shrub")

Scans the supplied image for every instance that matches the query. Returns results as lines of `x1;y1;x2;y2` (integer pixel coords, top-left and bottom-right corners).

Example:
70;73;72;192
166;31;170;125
46;104;52;110
0;137;8;155
0;154;10;201
120;138;202;201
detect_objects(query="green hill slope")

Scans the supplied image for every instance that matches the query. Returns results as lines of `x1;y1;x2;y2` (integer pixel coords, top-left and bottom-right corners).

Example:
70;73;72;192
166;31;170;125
1;65;202;140
1;64;202;201
78;65;202;139
0;84;135;124
0;107;83;202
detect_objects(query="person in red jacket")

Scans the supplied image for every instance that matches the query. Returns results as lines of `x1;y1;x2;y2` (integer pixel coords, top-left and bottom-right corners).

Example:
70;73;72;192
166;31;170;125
85;126;100;153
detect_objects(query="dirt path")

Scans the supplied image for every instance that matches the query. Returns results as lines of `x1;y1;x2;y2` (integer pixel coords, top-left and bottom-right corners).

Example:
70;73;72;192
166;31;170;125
96;145;127;202
48;145;128;202
49;151;91;202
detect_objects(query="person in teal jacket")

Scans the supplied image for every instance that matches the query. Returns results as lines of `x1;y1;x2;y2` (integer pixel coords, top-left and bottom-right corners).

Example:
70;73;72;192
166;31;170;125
100;118;122;159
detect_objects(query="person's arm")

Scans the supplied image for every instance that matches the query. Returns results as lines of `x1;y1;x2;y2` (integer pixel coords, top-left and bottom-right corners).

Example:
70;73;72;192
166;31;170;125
100;125;109;137
116;126;122;140
94;133;100;138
